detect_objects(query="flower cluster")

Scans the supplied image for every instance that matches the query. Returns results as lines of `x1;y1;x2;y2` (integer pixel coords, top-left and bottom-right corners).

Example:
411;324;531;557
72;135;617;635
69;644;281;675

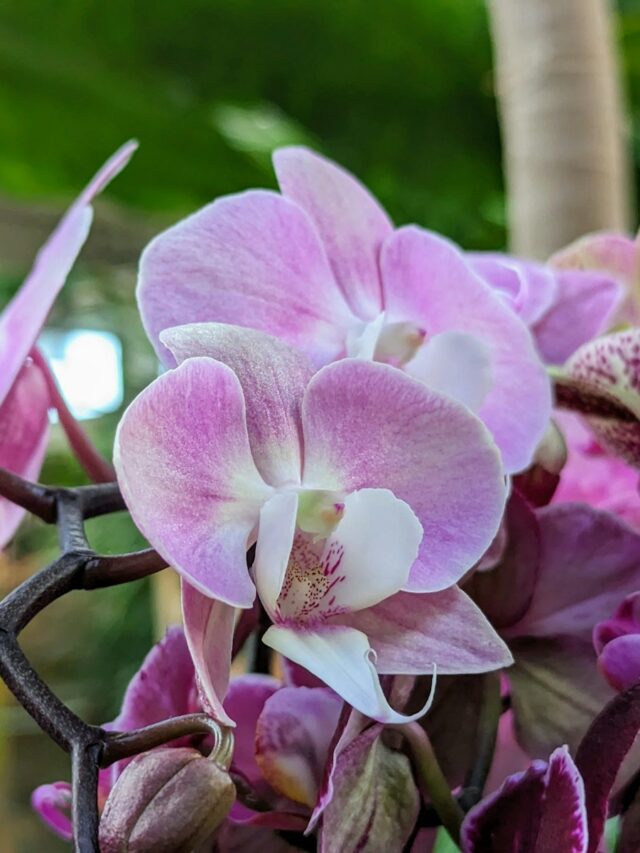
4;144;640;851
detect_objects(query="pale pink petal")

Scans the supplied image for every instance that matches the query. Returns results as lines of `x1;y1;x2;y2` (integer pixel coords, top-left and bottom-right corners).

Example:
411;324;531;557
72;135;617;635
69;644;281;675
273;146;392;319
137;190;355;367
31;782;73;841
533;269;622;364
381;227;551;473
469;253;558;326
301;359;506;592
504;504;640;643
407;331;493;412
339;588;512;675
255;686;342;808
262;624;434;724
161;324;312;487
182;581;236;727
254;492;299;616
224;674;280;786
0;359;50;547
114;357;272;606
0;141;136;401
314;488;423;615
550;230;638;288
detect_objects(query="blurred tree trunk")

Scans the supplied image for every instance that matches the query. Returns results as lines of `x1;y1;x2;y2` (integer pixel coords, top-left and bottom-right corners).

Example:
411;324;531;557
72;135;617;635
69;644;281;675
487;0;632;259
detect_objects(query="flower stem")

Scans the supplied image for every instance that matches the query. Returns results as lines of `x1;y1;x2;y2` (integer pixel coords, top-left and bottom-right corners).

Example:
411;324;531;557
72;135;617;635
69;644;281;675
398;721;464;844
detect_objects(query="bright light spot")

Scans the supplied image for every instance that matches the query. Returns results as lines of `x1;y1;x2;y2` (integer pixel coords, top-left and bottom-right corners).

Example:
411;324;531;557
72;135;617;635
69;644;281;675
39;329;123;421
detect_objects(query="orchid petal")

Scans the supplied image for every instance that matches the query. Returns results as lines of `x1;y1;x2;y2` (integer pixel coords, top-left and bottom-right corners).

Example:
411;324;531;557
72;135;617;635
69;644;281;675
273;146;392;319
137;190;355;367
533;270;623;365
301;358;506;592
406;330;492;412
315;488;423;615
224;674;280;787
114;357;272;606
0;359;50;547
339;588;512;675
461;747;587;853
0;141;136;401
254;492;299;617
113;626;196;733
598;635;640;692
505;504;640;643
161;323;312;487
255;686;342;808
469;253;558;326
31;782;73;841
262;624;434;724
381;227;551;472
182;581;235;727
551;230;639;289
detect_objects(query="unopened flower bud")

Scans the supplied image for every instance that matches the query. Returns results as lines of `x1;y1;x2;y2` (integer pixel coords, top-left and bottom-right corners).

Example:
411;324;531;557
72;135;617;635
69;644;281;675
99;747;235;853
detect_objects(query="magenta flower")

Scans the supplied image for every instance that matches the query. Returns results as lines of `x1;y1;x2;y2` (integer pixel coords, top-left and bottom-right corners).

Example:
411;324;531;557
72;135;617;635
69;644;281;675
114;324;511;723
136;147;551;473
0;141;136;546
469;251;622;365
594;592;640;692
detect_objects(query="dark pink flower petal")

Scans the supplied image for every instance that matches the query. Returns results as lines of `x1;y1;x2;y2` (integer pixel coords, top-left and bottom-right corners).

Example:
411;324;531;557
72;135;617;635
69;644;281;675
182;581;236;727
505;504;640;643
301;358;506;592
0;359;49;547
161;323;313;487
273;146;392;320
255;686;342;808
598;635;640;692
114;357;272;606
336;587;512;675
137;190;355;367
31;781;73;841
461;747;587;853
224;674;280;788
381;227;551;473
576;682;640;853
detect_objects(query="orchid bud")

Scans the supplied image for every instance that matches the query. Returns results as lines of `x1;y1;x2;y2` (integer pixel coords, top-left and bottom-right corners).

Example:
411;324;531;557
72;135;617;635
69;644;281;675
99;747;235;853
594;592;640;691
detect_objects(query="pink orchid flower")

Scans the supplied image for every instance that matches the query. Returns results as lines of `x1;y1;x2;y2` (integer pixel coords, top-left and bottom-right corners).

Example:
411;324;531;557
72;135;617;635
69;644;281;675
0;141;136;547
469;251;622;365
136;146;551;474
594;592;640;692
114;324;512;723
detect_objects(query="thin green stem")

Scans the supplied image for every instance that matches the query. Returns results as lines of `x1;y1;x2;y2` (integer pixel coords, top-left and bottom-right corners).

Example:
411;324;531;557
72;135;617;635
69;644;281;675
398;721;464;844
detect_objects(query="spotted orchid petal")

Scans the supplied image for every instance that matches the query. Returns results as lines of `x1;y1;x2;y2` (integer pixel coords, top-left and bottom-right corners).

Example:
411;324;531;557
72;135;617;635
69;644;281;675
137;190;356;367
301;359;506;592
381;227;551;473
339;587;513;675
262;624;434;724
565;329;640;467
114;357;273;606
273;146;392;320
182;581;235;727
406;330;493;412
161;323;313;487
255;686;342;808
0;141;137;403
461;747;588;853
0;359;50;547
